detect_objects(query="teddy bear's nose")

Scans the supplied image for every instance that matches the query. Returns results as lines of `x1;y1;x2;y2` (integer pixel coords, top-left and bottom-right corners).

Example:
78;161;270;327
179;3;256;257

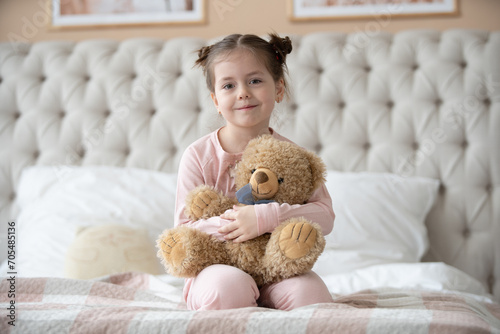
255;171;269;184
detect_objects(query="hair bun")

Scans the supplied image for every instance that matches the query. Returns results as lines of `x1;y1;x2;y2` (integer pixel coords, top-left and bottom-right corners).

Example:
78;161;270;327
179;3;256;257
268;34;293;64
279;36;293;56
195;45;212;67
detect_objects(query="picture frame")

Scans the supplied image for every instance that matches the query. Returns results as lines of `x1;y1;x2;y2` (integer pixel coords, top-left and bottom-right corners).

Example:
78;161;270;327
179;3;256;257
49;0;206;29
288;0;458;21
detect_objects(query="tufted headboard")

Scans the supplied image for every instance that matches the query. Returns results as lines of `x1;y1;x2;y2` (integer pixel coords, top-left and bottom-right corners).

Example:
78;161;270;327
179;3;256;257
0;30;499;299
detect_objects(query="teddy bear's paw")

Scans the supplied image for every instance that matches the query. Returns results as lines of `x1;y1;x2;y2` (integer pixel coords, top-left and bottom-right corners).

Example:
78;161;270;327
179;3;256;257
189;188;221;219
278;221;318;259
158;231;187;269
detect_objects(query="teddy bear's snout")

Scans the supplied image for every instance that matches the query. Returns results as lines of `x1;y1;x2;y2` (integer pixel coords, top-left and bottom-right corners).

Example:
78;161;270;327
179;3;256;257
254;171;269;184
250;168;279;200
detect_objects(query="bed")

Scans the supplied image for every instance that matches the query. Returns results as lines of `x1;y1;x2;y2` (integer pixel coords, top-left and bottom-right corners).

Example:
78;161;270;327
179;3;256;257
0;29;499;333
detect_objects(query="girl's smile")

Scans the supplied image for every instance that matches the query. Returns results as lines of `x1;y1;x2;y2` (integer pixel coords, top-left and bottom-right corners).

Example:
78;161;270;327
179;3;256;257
236;104;258;111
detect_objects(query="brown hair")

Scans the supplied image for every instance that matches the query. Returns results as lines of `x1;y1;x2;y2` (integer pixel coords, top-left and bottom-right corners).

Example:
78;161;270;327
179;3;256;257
195;33;293;96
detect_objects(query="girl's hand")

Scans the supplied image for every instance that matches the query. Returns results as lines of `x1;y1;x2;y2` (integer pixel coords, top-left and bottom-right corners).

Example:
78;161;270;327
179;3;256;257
218;205;258;242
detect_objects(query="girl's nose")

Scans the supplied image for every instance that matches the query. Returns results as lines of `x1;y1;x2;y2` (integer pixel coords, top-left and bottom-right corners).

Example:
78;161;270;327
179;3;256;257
238;88;250;99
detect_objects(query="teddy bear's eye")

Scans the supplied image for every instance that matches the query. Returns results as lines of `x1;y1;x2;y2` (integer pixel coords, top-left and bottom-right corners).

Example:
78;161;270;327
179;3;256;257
278;177;284;184
251;169;256;174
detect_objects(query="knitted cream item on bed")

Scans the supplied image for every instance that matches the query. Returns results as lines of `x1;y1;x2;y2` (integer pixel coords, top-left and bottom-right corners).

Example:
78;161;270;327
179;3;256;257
64;225;161;279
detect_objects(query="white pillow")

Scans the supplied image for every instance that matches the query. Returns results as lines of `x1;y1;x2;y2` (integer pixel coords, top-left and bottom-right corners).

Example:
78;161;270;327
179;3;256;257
313;171;440;276
13;166;178;278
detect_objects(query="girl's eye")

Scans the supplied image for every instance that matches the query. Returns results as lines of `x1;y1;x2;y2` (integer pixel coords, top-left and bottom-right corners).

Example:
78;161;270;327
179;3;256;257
222;83;234;90
249;79;262;85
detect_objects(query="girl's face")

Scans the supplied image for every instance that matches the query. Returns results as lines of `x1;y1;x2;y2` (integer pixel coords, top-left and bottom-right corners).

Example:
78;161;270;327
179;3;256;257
210;48;284;132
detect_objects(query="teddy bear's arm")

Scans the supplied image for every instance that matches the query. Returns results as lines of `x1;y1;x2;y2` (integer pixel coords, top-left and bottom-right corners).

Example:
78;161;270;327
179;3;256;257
184;185;238;220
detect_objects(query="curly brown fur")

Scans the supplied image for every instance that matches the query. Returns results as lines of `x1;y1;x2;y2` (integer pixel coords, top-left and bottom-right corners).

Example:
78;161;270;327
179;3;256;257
184;185;237;220
157;226;231;278
235;135;326;205
262;218;325;285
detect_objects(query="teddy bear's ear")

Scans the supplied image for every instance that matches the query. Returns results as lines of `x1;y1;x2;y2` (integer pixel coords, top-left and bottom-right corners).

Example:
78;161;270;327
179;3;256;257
305;150;327;191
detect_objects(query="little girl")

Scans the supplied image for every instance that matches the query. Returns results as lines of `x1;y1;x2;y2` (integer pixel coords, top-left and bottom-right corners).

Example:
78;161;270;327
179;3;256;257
175;33;335;311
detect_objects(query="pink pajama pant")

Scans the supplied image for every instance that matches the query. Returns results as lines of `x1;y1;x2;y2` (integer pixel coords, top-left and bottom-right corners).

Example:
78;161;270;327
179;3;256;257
183;264;333;311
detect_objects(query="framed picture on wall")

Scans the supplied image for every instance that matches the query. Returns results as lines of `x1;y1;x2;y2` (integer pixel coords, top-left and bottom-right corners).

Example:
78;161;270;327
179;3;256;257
50;0;206;29
288;0;458;21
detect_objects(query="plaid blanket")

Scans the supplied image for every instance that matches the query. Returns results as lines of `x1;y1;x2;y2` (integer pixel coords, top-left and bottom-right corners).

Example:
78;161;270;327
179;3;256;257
1;272;499;334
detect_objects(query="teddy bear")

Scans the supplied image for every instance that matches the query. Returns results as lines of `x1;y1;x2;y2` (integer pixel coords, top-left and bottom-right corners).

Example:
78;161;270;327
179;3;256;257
157;135;327;287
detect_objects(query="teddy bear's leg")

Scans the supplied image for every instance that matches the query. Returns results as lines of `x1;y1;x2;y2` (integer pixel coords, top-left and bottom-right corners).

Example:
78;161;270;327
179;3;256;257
157;226;229;278
278;219;320;259
261;218;325;285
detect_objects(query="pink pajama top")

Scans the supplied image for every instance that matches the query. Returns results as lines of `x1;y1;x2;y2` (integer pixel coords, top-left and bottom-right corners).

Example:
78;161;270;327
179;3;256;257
174;128;335;239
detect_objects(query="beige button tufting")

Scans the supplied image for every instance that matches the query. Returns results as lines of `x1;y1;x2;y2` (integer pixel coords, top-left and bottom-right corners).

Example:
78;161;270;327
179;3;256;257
78;147;86;158
463;228;471;238
488;275;495;291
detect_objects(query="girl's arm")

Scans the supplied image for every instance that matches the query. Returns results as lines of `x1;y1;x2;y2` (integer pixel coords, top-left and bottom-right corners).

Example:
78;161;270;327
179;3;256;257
219;184;335;242
174;147;231;241
253;184;335;236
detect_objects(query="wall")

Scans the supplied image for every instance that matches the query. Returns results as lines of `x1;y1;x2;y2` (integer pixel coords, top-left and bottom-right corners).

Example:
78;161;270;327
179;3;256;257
1;0;500;43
